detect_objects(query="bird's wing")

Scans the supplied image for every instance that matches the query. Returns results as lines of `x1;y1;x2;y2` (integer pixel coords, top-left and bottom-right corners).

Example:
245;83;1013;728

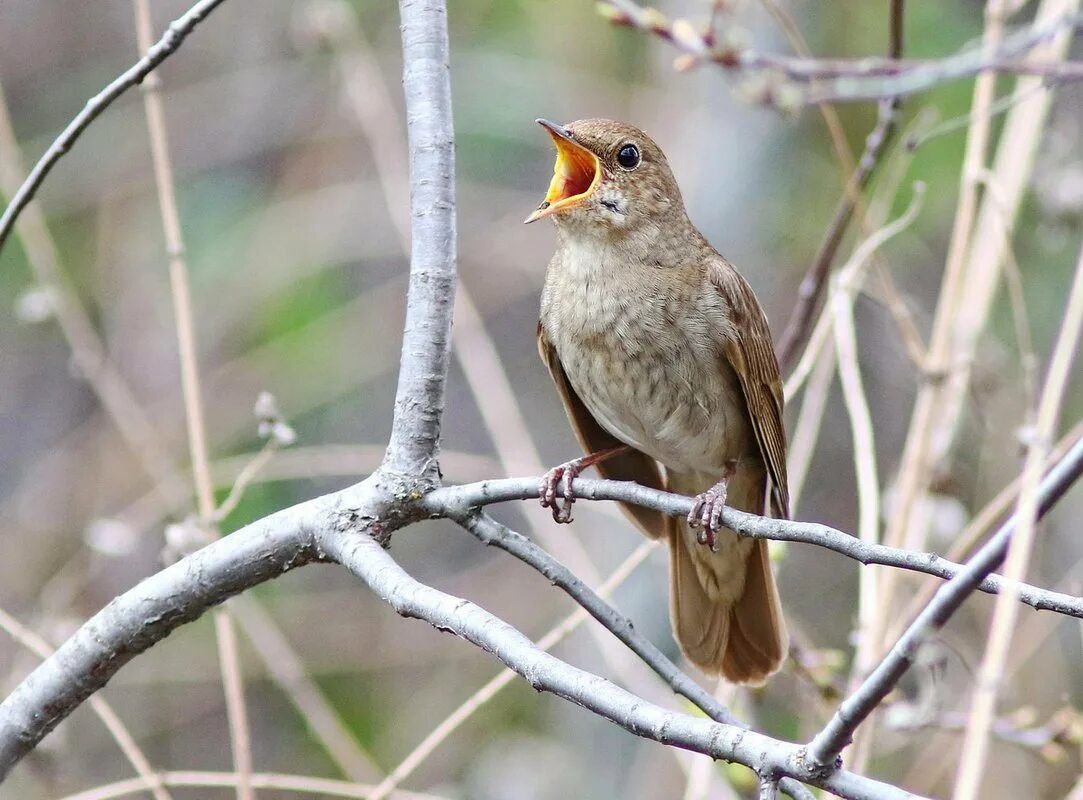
537;323;668;539
706;259;790;519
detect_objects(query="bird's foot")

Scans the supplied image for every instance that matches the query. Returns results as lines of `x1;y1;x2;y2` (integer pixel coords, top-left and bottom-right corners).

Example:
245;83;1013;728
687;463;738;552
539;445;631;524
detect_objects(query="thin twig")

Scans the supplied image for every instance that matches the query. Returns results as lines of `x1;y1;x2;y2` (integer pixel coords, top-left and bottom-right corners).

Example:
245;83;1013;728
786;339;835;513
776;99;900;369
213;610;255;800
0;82;187;513
0;0;231;255
425;470;1083;618
455;512;741;725
598;0;1083;104
324;528;922;800
883;419;1083;645
875;0;1078;680
804;432;1083;767
367;541;657;800
952;237;1083;800
830;183;926;655
212;440;279;523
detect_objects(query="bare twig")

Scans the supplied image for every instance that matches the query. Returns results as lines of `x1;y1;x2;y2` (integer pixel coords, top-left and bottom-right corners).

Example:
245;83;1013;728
883;420;1083;657
212;440;279;523
804;432;1083;767
324;529;922;800
455;512;740;725
0;0;231;255
0;480;343;777
367;541;657;800
0;83;187;512
0;471;914;799
952;238;1083;800
875;0;1079;681
777;99;900;369
598;0;1083;104
774;0;910;370
426;467;1083;617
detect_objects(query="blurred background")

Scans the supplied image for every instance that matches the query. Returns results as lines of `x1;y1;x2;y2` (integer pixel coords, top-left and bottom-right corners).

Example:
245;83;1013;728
1;1;1082;798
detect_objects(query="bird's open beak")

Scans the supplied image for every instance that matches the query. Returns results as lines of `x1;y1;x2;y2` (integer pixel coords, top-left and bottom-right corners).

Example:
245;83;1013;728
525;119;600;224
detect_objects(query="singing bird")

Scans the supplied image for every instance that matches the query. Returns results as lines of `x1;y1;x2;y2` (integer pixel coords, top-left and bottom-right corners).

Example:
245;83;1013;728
527;118;788;682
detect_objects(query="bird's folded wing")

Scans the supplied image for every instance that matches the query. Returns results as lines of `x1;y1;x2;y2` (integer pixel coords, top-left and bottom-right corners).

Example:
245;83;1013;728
707;260;791;519
537;323;667;539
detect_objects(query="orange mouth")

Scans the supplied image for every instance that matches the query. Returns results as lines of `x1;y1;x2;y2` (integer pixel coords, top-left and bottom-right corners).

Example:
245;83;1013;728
525;119;600;223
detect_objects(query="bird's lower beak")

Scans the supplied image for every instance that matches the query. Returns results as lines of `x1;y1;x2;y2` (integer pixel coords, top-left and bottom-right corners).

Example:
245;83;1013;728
525;119;600;224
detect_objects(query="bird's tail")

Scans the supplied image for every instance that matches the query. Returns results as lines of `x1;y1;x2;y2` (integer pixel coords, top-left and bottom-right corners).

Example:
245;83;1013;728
665;467;787;683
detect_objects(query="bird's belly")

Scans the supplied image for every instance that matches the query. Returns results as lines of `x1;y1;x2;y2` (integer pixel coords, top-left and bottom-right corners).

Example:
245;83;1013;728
558;333;748;474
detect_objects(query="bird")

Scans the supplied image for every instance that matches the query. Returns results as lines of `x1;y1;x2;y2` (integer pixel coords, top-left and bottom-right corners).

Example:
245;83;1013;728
526;118;788;683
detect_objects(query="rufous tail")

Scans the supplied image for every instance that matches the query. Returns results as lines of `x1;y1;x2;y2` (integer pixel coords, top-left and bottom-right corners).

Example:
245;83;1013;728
666;468;787;683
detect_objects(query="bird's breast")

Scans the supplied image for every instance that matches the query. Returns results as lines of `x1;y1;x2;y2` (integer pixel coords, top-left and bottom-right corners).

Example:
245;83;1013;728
541;246;752;473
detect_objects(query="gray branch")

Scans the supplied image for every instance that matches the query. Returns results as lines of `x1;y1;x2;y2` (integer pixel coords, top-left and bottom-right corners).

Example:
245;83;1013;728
426;463;1083;618
0;480;383;777
601;0;1083;105
805;432;1083;767
455;510;818;800
0;0;231;256
321;527;925;800
456;511;741;725
383;0;458;481
0;473;912;798
2;0;1079;796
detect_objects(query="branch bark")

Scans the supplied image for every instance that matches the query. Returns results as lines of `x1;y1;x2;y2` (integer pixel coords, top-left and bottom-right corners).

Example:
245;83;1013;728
805;431;1083;767
0;481;381;777
383;0;458;481
426;454;1083;619
322;529;924;800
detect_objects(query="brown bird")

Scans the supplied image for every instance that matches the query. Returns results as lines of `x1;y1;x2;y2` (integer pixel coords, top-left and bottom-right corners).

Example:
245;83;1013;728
527;118;788;683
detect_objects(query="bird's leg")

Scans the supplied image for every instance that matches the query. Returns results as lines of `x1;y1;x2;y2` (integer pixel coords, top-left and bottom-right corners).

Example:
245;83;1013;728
687;461;738;552
540;445;632;523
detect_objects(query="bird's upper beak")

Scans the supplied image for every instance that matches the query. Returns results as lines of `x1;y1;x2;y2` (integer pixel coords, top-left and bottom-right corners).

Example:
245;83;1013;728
525;119;600;224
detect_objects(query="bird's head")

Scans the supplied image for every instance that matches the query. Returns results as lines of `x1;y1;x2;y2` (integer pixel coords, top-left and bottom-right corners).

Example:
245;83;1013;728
525;118;684;235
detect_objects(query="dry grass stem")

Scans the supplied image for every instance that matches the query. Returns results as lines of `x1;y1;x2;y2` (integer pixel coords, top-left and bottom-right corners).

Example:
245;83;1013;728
132;0;252;794
952;238;1083;800
53;770;450;800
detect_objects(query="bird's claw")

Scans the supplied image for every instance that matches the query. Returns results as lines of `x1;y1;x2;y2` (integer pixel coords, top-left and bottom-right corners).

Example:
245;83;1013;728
539;460;585;524
687;482;728;553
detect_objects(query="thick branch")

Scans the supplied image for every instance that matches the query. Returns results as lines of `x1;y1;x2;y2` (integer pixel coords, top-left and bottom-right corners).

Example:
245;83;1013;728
425;457;1083;618
0;477;391;778
321;528;923;800
384;0;458;479
0;0;230;257
805;432;1083;767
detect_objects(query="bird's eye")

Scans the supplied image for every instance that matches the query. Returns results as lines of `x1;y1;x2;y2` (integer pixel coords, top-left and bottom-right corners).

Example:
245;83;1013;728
616;143;640;170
